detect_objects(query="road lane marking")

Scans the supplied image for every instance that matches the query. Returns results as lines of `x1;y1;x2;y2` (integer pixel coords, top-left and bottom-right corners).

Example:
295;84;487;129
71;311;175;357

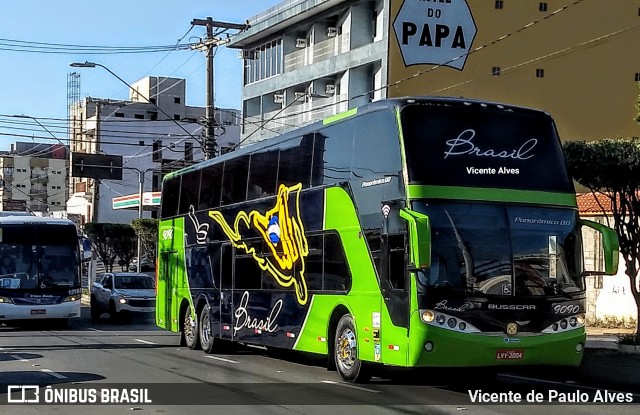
204;355;240;364
133;338;156;345
10;354;28;362
41;369;67;379
321;380;380;393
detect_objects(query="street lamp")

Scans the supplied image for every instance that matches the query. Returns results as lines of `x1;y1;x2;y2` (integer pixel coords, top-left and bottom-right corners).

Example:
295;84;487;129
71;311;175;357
11;114;66;146
69;61;203;150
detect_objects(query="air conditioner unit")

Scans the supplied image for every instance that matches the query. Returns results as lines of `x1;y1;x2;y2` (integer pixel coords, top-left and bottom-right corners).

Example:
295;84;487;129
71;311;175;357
294;92;306;100
273;93;284;104
327;27;338;37
237;50;256;60
325;84;336;95
295;38;307;48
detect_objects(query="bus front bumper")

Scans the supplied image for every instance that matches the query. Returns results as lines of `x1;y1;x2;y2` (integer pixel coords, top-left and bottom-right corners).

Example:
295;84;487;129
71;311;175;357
0;300;81;320
409;325;586;368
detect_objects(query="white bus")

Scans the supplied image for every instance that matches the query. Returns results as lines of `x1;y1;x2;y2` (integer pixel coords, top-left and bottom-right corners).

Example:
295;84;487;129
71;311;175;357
0;215;82;324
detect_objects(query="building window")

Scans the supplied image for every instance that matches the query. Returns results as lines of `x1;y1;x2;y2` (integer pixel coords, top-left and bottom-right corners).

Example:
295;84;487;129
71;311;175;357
150;98;157;105
635;73;640;82
174;97;181;104
152;140;162;162
495;0;504;9
539;2;548;12
185;142;193;162
115;112;125;118
134;114;144;119
174;114;181;120
139;140;145;146
244;38;283;86
492;66;501;76
536;68;545;78
149;111;158;121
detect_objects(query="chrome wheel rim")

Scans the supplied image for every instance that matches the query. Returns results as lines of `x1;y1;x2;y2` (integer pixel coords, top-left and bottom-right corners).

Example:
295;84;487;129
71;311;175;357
336;328;357;371
184;311;196;343
201;312;211;346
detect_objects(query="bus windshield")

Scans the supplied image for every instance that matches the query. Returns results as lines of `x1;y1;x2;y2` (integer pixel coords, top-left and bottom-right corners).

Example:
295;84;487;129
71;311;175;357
0;224;80;290
400;103;574;193
413;201;584;297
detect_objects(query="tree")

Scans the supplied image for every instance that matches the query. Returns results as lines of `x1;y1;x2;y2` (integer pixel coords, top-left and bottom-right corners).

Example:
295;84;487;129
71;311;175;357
131;218;158;263
84;223;137;272
564;138;640;342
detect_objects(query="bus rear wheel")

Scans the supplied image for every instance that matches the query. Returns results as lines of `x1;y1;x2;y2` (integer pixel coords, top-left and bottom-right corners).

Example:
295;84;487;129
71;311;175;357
183;305;200;350
334;314;369;383
199;304;217;354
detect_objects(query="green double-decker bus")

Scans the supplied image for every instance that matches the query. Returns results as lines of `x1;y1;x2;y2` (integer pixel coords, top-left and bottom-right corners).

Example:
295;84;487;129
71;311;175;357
156;97;618;382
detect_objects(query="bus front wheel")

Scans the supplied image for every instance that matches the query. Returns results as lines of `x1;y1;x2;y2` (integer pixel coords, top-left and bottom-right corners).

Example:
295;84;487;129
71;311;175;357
183;306;200;350
199;304;217;354
334;314;369;383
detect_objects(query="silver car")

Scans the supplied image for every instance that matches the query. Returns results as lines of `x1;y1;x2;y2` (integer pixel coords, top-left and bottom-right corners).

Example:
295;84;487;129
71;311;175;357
90;272;155;321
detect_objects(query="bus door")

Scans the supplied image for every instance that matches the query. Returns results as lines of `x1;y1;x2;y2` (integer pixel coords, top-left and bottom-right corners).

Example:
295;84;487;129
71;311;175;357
378;201;410;363
158;250;177;331
219;243;234;341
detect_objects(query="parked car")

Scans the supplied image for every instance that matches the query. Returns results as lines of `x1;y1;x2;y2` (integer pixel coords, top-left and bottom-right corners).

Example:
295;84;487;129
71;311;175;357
90;272;156;321
129;256;156;274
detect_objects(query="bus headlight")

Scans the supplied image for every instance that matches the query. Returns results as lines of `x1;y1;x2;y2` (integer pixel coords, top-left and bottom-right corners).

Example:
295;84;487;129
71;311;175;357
421;310;480;333
421;310;435;323
543;314;586;333
119;298;127;304
0;296;13;304
63;295;79;302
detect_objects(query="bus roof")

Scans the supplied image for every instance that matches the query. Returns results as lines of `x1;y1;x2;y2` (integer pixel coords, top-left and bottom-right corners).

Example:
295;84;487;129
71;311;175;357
0;215;77;226
164;96;550;181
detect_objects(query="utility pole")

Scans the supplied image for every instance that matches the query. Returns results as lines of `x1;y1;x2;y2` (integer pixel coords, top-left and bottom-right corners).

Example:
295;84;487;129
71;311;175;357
191;17;249;159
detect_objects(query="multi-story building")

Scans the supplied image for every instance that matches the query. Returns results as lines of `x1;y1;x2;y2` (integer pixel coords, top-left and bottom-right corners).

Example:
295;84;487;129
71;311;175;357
68;76;240;224
0;143;68;213
229;0;640;145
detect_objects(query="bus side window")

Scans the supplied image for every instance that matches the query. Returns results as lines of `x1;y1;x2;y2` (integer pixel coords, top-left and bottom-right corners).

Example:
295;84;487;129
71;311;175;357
303;235;323;291
221;156;250;205
198;164;223;210
160;176;180;218
317;122;354;185
178;170;202;214
388;233;407;290
278;134;314;188
352;110;402;181
248;150;278;200
323;233;351;292
220;244;233;289
235;240;262;290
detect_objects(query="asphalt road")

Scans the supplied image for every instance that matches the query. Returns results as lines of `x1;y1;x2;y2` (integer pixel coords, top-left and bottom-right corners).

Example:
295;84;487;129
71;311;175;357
0;307;638;415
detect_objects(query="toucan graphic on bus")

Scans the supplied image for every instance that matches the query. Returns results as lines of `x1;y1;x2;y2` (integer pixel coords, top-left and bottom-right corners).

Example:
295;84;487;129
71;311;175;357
208;183;309;305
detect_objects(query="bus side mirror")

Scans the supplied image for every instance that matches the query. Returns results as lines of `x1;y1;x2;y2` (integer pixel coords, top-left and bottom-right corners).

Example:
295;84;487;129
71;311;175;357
399;208;431;270
581;219;619;275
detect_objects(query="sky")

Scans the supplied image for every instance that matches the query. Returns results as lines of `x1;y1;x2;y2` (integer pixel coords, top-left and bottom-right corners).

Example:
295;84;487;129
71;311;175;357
0;0;282;150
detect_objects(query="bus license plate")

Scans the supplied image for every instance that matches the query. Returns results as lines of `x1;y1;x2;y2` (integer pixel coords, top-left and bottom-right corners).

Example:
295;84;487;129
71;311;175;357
31;309;46;315
496;349;523;360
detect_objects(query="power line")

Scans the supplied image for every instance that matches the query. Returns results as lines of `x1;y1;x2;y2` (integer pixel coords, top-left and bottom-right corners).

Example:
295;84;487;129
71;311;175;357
0;37;196;54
